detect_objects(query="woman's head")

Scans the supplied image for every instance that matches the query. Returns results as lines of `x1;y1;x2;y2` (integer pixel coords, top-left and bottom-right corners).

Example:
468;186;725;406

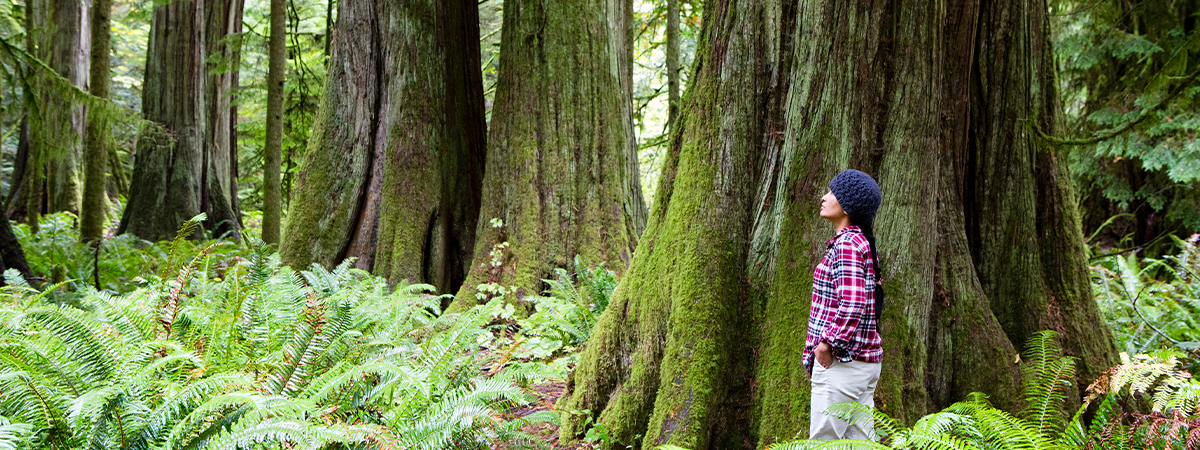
825;169;881;228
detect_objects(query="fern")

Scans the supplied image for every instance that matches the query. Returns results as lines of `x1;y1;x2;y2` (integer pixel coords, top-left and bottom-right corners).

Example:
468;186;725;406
765;333;1082;450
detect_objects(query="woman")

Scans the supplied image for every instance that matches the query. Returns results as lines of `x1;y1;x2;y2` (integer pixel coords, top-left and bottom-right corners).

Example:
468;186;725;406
804;169;884;441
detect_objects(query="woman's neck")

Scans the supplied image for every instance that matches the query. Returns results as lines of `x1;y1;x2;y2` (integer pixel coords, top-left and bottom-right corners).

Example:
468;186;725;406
833;216;852;234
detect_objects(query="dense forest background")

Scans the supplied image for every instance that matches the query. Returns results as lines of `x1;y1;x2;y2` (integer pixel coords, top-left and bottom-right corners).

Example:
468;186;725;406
0;0;1196;449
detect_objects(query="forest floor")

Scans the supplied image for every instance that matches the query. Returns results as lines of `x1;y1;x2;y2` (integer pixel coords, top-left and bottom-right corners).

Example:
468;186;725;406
508;380;590;449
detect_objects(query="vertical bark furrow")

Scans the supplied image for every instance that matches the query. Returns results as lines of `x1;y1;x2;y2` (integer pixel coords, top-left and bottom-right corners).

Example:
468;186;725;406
970;0;1117;396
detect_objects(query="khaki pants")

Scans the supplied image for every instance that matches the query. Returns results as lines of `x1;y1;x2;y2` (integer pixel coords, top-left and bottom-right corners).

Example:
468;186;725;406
809;359;882;441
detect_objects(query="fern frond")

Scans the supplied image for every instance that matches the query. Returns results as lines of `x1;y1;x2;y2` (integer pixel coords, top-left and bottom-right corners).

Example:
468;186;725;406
1019;330;1076;438
0;415;33;450
822;402;901;441
126;373;251;450
19;306;118;385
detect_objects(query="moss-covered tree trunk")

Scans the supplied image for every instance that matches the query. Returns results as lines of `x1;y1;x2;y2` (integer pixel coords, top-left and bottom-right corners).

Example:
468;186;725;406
558;0;1117;448
968;0;1118;399
10;0;90;227
118;0;243;241
448;0;647;310
81;0;112;244
280;0;487;295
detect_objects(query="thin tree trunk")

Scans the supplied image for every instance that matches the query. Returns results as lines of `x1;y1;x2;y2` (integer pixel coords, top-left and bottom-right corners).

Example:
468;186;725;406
81;0;112;244
262;0;285;244
449;0;646;310
665;0;679;136
280;0;487;295
559;0;1115;448
119;0;243;241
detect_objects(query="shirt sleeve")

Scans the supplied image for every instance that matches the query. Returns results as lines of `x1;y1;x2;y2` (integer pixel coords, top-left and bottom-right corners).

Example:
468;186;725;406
819;237;871;354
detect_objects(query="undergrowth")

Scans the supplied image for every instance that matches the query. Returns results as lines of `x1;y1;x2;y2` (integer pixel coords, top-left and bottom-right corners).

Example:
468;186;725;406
749;332;1200;450
1091;234;1200;360
0;235;565;449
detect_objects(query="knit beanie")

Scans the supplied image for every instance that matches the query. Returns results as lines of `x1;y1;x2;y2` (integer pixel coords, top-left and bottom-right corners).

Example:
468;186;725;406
829;169;882;228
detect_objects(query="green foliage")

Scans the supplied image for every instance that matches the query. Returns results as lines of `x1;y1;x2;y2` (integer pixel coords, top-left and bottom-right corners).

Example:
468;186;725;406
0;236;558;449
1052;1;1200;237
13;212;249;296
237;0;329;214
1091;234;1200;355
631;0;702;204
519;256;618;360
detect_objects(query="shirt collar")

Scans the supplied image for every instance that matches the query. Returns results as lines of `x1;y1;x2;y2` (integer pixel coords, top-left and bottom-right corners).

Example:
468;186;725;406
826;225;863;248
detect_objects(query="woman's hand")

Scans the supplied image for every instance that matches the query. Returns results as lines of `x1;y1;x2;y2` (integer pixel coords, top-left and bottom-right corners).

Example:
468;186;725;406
815;341;833;369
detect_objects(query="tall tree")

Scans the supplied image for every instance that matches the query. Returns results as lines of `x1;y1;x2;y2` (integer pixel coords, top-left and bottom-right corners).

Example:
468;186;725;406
280;0;487;295
81;0;112;244
119;0;244;241
557;0;1117;448
262;0;285;244
10;0;91;230
448;0;648;310
665;0;680;135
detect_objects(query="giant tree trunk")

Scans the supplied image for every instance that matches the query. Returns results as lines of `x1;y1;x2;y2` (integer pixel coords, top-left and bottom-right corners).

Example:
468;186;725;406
205;0;245;236
280;0;487;295
448;0;647;309
118;0;243;241
558;0;1117;448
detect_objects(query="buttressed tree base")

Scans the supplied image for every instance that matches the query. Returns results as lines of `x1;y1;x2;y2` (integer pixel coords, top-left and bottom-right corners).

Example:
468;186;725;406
557;0;1118;448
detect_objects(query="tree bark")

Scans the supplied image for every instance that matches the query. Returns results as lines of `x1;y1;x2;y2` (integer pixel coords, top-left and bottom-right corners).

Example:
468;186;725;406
119;0;243;241
968;0;1118;399
558;0;1116;448
0;207;34;287
205;0;245;237
11;0;91;229
665;0;680;136
262;0;285;245
448;0;647;310
46;0;91;216
280;0;487;295
81;0;112;244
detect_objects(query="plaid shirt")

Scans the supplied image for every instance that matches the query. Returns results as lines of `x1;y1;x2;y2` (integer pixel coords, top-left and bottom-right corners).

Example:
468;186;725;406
803;226;883;367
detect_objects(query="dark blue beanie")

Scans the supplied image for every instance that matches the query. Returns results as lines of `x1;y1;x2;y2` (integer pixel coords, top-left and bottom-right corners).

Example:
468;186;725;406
829;169;881;228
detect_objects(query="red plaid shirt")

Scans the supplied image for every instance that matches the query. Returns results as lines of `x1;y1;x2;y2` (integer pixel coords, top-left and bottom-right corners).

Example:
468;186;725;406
803;226;883;367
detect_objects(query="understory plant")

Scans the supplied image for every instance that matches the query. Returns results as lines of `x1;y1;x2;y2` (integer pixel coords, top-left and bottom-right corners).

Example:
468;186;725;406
14;211;251;295
757;331;1200;450
1091;234;1200;355
0;234;555;449
518;255;618;362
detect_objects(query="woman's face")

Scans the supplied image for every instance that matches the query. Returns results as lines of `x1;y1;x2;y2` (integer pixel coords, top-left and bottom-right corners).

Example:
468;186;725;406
820;190;847;221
